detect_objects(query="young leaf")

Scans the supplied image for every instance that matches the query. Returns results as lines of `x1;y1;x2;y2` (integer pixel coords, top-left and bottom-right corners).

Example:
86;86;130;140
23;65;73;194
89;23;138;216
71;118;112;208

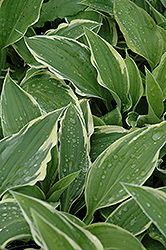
145;67;164;123
84;121;166;224
59;104;91;211
84;28;131;112
0;108;63;198
106;198;151;236
1;72;42;137
79;99;94;139
125;51;143;110
0;0;43;50
21;70;78;113
46;171;80;202
11;191;104;250
24;35;112;103
0;198;30;248
114;0;163;69
122;183;166;238
153;52;166;101
85;223;147;250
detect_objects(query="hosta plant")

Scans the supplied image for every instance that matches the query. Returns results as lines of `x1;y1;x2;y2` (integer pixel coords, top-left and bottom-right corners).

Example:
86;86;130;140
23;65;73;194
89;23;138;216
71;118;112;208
0;0;166;249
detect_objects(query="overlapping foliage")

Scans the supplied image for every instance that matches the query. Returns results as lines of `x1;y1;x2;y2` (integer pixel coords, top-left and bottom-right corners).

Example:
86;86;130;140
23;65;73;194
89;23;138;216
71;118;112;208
0;0;166;249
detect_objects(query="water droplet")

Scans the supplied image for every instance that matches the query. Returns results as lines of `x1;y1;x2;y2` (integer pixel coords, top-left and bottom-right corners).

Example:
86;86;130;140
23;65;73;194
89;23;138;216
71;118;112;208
113;154;118;159
147;203;150;207
152;132;164;141
93;195;97;201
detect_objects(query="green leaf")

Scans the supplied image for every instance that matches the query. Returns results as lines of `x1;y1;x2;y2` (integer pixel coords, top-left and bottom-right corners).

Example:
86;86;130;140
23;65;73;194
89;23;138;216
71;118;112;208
160;0;166;7
114;0;164;69
98;17;118;46
106;198;151;236
11;191;104;250
84;28;131;112
125;51;143;110
126;111;139;128
0;108;63;198
25;35;112;102
0;198;30;248
59;104;91;211
35;0;86;28
39;145;59;194
79;99;94;139
0;0;43;50
13;185;45;200
85;223;147;250
84;122;166;224
1;72;42;137
145;0;166;24
46;171;80;202
21;69;78;113
80;0;114;15
31;209;82;250
101;107;122;126
122;183;166;238
148;224;166;249
46;19;101;40
90;125;127;162
153;52;166;101
145;67;164;123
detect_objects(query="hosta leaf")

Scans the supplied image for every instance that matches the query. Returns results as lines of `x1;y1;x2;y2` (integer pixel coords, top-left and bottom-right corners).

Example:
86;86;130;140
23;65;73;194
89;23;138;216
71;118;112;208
148;224;166;249
98;17;118;46
85;223;146;250
1;73;42;137
145;67;164;123
66;8;102;24
31;210;82;250
90;125;127;162
46;171;80;202
125;51;143;110
153;52;166;100
0;0;43;49
80;0;114;15
39;146;59;194
46;19;101;40
84;122;166;224
79;99;94;139
160;0;166;8
145;0;166;24
101;107;122;126
59;104;91;211
106;198;151;236
25;35;112;103
122;183;166;238
35;0;85;28
126;111;139;128
84;28;131;112
21;70;78;113
0;108;63;198
11;192;104;250
0;198;30;248
114;0;163;69
13;37;41;67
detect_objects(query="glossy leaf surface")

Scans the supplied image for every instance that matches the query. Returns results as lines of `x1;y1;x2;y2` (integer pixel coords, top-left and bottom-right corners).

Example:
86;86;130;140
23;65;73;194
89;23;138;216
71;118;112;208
0;109;63;197
0;0;43;49
1;73;42;137
85;28;131;112
114;0;163;69
59;104;91;211
84;122;166;223
123;183;166;238
25;35;112;102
